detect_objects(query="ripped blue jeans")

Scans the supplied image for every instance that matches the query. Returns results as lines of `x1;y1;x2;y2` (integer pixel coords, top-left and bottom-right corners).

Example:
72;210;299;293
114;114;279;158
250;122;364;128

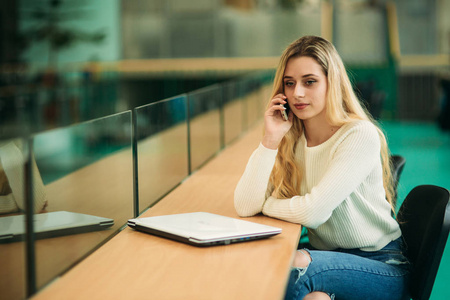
284;237;411;300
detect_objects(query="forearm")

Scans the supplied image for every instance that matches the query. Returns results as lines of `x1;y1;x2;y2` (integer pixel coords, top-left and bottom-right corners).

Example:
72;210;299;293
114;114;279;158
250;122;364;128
234;144;277;217
0;194;19;214
262;191;333;229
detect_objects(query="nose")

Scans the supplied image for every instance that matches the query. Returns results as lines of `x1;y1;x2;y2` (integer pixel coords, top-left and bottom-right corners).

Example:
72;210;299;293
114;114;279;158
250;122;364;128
294;84;305;99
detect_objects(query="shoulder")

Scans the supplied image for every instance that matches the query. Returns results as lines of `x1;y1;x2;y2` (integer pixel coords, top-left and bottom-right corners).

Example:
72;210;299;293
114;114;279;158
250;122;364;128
342;119;377;131
333;120;380;149
339;120;379;138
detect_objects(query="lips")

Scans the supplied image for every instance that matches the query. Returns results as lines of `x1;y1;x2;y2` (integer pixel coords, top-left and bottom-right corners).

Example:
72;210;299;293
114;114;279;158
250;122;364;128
294;103;309;110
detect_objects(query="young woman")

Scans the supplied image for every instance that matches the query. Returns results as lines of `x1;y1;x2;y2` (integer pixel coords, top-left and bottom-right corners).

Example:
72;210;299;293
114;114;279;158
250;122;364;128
234;36;410;300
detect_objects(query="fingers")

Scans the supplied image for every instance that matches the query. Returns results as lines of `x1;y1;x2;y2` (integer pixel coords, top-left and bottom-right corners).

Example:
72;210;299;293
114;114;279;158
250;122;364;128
267;94;287;115
266;104;285;118
270;94;287;106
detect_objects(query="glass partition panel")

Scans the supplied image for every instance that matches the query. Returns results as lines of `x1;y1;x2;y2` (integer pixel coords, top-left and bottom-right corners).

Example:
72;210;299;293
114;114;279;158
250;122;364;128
31;111;133;291
188;85;222;172
246;83;264;128
134;95;189;214
222;81;244;145
236;77;266;130
255;81;272;123
0;137;29;300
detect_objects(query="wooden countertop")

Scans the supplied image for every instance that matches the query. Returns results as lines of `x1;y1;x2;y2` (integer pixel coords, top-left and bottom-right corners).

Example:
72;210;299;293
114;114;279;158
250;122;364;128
32;122;302;300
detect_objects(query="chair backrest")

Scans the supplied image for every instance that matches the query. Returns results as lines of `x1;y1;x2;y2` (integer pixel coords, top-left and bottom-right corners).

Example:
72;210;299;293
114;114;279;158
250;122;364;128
397;185;450;300
390;155;406;190
390;155;406;208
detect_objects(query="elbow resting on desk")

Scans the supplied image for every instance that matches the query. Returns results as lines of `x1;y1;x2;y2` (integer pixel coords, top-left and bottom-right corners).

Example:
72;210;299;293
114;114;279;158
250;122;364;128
262;196;332;229
234;200;263;217
234;192;265;217
234;191;331;228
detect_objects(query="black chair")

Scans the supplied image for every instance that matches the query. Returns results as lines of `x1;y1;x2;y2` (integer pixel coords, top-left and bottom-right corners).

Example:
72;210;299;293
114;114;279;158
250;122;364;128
390;154;406;210
397;185;450;300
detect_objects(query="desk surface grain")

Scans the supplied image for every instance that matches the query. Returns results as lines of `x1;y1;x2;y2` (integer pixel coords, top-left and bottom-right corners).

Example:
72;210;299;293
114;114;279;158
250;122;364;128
32;122;302;300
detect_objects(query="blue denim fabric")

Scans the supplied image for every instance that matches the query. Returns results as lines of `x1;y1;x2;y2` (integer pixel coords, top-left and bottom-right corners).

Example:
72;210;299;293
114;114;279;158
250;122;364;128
285;238;411;300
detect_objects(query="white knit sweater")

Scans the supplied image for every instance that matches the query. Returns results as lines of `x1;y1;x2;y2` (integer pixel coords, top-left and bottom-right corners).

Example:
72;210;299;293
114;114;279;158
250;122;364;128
0;141;47;214
234;120;401;251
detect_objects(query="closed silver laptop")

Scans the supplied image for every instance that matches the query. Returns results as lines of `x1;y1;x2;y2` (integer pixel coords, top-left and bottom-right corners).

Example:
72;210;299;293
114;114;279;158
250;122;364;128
128;212;282;247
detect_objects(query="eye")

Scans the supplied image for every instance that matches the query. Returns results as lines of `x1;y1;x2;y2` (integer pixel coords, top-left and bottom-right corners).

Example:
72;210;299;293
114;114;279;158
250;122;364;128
284;81;294;87
305;80;316;86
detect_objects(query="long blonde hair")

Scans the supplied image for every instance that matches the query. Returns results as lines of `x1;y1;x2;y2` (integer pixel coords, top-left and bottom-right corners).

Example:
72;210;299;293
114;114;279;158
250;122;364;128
268;36;395;211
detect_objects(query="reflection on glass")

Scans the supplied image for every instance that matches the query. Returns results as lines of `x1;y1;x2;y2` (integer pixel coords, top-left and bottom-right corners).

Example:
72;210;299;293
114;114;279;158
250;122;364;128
0;138;29;300
31;111;133;291
135;95;189;213
188;85;222;172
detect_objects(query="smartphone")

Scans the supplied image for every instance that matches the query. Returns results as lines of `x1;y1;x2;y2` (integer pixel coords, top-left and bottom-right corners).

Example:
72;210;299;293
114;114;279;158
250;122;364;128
281;99;290;121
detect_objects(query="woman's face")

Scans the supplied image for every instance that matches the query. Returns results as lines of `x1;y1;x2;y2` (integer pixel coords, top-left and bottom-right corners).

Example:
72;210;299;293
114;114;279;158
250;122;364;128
283;56;328;122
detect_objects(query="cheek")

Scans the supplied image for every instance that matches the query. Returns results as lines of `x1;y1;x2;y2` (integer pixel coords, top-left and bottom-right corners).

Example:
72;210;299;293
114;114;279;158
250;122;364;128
285;88;294;97
316;88;328;107
286;92;295;104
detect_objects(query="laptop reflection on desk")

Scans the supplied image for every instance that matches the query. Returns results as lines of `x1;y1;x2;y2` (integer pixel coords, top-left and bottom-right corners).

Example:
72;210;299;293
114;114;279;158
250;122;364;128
0;211;114;243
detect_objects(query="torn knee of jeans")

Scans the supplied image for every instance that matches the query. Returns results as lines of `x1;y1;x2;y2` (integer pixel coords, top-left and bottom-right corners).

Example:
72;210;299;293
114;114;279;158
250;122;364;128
293;249;312;267
293;265;309;279
292;249;312;280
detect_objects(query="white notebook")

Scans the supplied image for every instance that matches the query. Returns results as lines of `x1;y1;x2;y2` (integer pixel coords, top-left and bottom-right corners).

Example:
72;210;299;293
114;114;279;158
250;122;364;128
128;212;282;247
0;211;114;243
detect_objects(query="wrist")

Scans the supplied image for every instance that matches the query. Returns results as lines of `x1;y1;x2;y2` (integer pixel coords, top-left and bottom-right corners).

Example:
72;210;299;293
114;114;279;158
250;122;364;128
262;135;282;150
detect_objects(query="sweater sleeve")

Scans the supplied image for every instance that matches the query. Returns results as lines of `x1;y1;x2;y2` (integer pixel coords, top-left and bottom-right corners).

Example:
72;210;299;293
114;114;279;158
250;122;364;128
0;141;48;213
262;123;381;229
234;143;278;217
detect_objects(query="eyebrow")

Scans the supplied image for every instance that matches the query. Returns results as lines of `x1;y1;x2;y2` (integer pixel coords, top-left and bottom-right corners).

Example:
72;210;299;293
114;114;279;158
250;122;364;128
283;74;320;79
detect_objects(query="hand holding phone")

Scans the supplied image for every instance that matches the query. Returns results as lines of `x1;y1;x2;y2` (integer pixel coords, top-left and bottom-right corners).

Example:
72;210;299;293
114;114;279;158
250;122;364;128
280;101;290;121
